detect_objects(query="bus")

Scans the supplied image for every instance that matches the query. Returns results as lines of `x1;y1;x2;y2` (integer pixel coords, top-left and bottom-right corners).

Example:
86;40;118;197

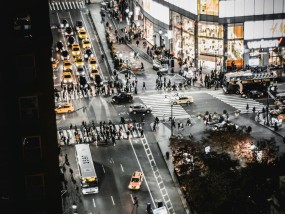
222;70;277;95
75;144;99;194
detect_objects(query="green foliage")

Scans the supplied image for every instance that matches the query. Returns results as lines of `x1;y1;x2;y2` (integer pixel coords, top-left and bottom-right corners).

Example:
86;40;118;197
170;129;281;214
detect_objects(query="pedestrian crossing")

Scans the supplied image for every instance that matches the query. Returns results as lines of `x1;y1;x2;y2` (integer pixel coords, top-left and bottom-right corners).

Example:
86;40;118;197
57;123;143;145
139;93;190;119
207;91;265;114
49;1;85;11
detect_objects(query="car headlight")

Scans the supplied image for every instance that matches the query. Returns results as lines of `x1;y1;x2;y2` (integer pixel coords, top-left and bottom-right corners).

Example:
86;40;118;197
63;79;67;83
69;79;73;82
76;72;79;75
82;72;85;75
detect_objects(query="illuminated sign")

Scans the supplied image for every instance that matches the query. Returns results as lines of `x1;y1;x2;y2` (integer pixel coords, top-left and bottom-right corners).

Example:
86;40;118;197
247;39;279;49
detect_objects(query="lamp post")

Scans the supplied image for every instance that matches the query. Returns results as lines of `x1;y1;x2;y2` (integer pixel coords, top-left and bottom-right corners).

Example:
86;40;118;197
266;87;270;126
159;29;163;47
215;51;217;72
165;96;174;137
170;102;173;137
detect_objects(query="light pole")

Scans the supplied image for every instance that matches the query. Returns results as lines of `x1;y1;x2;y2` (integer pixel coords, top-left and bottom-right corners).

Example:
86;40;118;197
266;87;270;126
165;96;174;137
170;102;173;137
214;51;217;72
159;29;163;47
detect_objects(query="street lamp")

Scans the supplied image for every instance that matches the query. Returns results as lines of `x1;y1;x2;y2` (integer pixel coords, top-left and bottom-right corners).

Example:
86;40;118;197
159;29;163;47
214;51;217;72
165;96;174;137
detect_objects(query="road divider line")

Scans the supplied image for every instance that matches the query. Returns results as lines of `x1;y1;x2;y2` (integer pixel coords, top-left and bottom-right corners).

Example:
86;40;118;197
92;198;96;207
129;138;156;208
120;164;124;172
111;196;115;205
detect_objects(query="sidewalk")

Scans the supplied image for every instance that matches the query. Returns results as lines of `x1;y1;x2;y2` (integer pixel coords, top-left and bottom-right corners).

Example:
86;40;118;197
87;3;210;91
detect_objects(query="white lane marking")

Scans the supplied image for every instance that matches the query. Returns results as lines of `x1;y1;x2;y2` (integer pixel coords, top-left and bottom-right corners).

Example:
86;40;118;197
129;138;156;208
111;196;115;205
140;135;175;213
120;164;124;172
102;164;105;173
130;194;134;203
92;198;96;207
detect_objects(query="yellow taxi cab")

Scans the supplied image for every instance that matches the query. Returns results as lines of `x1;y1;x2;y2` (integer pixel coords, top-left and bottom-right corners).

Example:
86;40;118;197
90;69;100;79
128;171;143;190
71;43;81;57
88;57;97;70
172;95;194;105
75;56;84;67
62;69;74;84
51;58;59;71
78;28;87;40
82;38;91;49
55;103;74;114
63;59;72;71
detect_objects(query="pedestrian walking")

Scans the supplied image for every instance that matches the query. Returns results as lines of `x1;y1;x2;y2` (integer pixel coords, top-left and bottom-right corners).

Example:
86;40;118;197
125;129;130;139
246;103;249;112
186;118;192;126
69;168;73;175
136;40;139;47
142;82;146;90
140;129;144;138
133;196;139;206
153;123;156;132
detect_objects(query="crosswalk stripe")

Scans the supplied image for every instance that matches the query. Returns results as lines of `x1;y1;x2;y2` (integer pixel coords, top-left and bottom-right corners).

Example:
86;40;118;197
207;91;265;114
139;94;190;119
49;1;85;11
57;123;143;145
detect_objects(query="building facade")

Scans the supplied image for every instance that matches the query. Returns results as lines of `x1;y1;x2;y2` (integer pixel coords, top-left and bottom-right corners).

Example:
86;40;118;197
2;0;62;213
131;0;285;72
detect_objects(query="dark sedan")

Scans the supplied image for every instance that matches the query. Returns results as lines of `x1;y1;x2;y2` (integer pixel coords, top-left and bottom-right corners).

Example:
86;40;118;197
112;92;133;104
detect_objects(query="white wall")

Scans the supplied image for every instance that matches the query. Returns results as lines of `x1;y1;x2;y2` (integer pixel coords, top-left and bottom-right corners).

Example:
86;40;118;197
164;0;198;15
244;19;285;40
142;0;170;25
219;0;285;18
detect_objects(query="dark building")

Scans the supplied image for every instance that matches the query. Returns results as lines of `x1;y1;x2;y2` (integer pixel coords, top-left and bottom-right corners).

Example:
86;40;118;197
2;0;62;213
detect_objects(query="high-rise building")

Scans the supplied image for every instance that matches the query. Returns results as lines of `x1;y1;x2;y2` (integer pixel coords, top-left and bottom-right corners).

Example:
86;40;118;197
2;0;62;213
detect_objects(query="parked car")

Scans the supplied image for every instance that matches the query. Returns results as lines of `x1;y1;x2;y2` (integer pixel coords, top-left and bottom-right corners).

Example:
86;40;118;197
129;103;152;114
128;171;143;190
112;92;133;104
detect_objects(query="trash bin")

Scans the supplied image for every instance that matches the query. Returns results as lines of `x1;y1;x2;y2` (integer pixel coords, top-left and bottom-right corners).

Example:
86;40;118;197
166;151;169;160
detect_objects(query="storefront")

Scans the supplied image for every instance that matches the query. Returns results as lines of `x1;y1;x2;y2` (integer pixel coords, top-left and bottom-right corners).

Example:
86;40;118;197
136;0;170;48
198;22;223;71
171;11;195;61
143;17;154;45
244;19;285;67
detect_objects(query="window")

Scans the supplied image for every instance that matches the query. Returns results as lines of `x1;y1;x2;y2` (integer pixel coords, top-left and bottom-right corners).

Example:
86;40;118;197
19;96;39;120
13;13;32;38
22;136;42;163
25;174;45;199
16;55;36;81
